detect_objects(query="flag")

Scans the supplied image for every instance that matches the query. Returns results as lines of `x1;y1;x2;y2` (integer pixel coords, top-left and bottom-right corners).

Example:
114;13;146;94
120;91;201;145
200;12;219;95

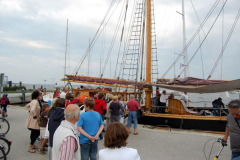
180;63;188;69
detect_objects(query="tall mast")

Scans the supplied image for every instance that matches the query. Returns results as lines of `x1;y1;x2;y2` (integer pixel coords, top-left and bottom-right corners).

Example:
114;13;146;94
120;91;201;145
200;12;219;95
145;0;152;109
88;38;90;76
182;0;188;78
64;19;69;84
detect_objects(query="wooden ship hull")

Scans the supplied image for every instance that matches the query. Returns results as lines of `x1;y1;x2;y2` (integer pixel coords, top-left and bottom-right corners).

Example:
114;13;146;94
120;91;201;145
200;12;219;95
140;114;227;132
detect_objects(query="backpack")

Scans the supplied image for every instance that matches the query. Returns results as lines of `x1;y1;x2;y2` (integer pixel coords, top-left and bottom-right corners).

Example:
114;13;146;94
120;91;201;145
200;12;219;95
1;97;7;105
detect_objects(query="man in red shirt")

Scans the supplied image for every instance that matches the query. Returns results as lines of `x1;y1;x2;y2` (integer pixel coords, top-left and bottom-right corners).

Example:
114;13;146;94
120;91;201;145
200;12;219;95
94;93;107;139
127;94;140;135
70;92;82;106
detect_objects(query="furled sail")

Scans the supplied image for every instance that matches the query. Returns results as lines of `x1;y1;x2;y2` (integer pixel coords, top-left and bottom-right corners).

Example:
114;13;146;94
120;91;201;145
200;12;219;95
151;79;240;93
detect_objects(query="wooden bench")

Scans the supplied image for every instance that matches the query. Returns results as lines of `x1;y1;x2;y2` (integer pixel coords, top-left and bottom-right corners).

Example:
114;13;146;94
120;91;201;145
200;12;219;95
167;99;198;115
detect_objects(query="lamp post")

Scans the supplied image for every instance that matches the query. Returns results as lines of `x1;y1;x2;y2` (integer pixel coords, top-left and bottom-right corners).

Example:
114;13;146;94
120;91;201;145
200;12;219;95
44;80;47;90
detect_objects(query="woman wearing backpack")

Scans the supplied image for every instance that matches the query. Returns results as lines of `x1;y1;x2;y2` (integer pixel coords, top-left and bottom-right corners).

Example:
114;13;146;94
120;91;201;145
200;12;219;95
0;93;10;117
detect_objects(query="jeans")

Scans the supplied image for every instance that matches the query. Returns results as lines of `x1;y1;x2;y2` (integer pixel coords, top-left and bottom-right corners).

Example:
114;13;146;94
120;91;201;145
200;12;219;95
127;111;138;129
232;152;240;160
213;104;220;116
80;140;98;160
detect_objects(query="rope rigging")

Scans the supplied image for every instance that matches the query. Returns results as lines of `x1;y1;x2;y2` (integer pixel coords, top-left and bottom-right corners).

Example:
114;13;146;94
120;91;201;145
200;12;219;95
72;0;120;76
114;0;129;80
207;8;240;79
122;0;144;82
178;0;228;77
99;27;106;77
161;0;221;78
189;0;222;79
101;0;127;77
117;0;140;80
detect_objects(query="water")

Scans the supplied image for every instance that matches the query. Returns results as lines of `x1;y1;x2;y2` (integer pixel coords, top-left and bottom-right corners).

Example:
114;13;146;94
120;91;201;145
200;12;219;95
18;84;240;107
22;84;81;91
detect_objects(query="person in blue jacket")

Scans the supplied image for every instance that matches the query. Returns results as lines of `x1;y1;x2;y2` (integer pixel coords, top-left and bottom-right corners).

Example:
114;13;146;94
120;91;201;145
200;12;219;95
1;93;10;117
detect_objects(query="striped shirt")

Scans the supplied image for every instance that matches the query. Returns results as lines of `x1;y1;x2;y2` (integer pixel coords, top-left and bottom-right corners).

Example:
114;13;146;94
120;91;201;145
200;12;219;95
59;136;78;160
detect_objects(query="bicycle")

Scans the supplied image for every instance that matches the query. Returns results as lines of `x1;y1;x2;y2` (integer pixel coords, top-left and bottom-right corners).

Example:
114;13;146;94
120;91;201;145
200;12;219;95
204;138;227;160
0;137;11;158
0;118;10;136
213;138;227;160
0;145;6;160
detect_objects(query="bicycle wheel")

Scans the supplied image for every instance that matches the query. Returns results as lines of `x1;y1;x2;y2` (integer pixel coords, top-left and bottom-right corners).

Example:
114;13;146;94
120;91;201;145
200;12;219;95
0;118;10;135
0;146;6;160
0;138;10;155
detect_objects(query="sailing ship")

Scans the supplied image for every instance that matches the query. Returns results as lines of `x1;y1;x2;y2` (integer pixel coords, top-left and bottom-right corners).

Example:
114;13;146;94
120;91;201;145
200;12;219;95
61;0;240;132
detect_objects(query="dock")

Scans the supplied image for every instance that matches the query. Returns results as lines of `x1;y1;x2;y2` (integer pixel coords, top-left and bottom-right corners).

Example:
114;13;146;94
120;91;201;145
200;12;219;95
5;105;231;160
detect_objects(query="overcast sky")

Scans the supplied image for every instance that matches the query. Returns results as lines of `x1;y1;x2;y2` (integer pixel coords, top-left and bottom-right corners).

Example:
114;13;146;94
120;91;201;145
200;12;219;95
0;0;239;85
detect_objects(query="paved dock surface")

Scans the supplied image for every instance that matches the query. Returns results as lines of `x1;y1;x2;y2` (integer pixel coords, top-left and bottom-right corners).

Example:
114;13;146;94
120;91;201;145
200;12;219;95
5;105;231;160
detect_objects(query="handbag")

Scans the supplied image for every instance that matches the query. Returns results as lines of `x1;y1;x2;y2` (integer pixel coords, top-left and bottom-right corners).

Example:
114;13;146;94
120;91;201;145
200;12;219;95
37;117;41;126
137;109;143;119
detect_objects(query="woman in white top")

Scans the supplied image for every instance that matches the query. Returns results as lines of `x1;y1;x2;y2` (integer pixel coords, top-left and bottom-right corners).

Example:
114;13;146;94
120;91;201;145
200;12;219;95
99;122;141;160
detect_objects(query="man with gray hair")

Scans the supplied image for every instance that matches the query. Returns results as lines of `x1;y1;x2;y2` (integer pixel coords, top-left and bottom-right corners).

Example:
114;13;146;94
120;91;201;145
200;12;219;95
52;104;80;160
60;87;69;99
222;100;240;160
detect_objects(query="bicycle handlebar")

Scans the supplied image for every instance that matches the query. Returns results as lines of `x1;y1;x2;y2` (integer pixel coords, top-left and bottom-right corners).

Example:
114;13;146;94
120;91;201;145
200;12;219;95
218;138;227;147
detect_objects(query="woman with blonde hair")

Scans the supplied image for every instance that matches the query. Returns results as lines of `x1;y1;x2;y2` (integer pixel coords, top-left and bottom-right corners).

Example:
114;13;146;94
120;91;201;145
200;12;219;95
99;122;141;160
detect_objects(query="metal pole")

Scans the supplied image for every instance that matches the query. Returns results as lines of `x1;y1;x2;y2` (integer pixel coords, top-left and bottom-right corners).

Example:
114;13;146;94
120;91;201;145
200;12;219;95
182;0;188;78
44;80;47;90
0;73;4;97
64;19;69;84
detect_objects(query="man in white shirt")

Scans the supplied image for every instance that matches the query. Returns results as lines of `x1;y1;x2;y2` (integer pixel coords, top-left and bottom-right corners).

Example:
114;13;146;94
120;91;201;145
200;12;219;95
60;87;69;99
181;92;191;104
159;90;168;113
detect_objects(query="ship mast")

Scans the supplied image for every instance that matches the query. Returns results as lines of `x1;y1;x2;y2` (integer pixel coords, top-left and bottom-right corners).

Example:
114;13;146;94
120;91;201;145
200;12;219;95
64;19;69;84
182;0;188;78
145;0;152;109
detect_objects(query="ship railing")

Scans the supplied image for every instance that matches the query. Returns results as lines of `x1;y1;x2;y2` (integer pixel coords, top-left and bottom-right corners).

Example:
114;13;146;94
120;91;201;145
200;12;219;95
147;105;228;117
190;106;228;117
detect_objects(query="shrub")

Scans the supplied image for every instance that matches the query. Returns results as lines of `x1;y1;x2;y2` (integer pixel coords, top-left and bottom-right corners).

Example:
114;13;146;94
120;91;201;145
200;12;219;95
3;86;26;91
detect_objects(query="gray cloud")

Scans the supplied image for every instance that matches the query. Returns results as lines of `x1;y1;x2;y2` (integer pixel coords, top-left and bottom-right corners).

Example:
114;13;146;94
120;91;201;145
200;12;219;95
0;0;239;85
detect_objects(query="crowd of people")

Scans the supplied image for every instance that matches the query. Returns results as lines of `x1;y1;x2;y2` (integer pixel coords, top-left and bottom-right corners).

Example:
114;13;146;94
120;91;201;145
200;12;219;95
0;86;239;159
24;88;141;160
0;84;232;160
